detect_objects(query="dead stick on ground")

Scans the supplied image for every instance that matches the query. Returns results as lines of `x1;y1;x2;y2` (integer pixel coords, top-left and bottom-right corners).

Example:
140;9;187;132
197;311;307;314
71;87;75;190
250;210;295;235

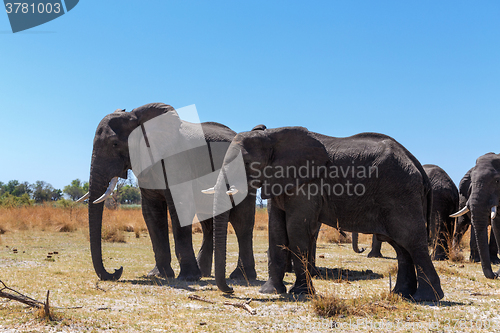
223;299;256;315
188;294;215;304
0;279;44;308
0;280;81;311
44;290;52;320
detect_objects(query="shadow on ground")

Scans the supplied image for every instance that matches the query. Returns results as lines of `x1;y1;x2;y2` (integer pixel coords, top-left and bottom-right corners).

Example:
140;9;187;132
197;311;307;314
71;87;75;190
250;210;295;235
311;267;384;281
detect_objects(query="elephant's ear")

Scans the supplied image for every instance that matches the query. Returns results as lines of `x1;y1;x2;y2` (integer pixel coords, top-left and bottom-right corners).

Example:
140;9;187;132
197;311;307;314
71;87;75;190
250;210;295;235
260;127;330;200
108;103;177;139
459;168;473;198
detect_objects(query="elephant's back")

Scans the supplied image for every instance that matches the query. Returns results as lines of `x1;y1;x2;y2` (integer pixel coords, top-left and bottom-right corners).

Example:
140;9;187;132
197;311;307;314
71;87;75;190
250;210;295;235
423;164;459;210
200;122;236;142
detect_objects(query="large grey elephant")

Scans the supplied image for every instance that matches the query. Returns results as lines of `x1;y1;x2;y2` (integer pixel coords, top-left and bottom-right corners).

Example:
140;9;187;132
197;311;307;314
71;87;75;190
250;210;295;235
81;103;256;281
211;127;443;301
451;153;500;278
356;164;459;260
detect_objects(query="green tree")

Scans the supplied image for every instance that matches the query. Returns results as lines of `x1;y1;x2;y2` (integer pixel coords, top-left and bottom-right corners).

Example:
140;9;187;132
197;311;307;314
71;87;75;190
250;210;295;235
31;181;62;203
0;180;31;197
118;185;141;204
63;179;89;201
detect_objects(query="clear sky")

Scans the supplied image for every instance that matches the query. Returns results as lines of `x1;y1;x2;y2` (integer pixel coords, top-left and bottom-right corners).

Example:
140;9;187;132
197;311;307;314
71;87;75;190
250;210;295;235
1;1;499;190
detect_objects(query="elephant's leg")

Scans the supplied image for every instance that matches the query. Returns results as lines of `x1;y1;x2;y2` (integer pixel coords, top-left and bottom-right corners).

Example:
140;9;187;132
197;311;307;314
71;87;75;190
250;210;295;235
387;240;417;298
367;235;383;258
229;201;257;280
141;192;175;278
260;203;287;294
288;221;320;294
197;218;213;277
400;220;443;301
167;197;201;281
470;224;481;262
286;200;321;295
489;228;500;264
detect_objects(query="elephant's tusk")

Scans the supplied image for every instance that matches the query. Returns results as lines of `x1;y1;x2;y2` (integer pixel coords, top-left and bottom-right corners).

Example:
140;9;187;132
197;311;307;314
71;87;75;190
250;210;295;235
201;187;215;195
492;206;497;220
93;177;119;204
76;192;90;203
450;206;470;218
226;185;238;196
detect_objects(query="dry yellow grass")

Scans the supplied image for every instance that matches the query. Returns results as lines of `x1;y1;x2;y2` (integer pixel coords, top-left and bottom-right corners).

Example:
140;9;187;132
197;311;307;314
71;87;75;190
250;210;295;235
0;205;497;332
0;205;146;243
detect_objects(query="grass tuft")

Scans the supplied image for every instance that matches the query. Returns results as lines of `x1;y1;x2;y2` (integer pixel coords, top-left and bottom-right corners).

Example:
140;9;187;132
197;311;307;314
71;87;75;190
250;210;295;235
101;225;126;243
318;226;352;244
312;290;406;318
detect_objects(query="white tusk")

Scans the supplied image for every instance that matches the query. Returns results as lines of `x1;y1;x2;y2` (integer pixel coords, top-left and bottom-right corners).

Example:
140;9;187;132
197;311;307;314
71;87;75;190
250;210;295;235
93;177;119;204
492;206;497;220
76;192;90;203
450;206;470;218
201;187;215;194
226;186;238;196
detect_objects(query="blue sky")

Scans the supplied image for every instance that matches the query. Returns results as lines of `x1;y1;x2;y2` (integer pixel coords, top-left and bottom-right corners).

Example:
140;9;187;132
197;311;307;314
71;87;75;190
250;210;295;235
1;1;499;190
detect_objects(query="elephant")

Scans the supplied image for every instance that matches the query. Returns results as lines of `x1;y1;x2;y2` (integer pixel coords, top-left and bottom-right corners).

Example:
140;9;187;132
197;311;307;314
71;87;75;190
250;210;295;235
451;154;500;278
352;164;459;261
80;102;256;281
210;126;443;301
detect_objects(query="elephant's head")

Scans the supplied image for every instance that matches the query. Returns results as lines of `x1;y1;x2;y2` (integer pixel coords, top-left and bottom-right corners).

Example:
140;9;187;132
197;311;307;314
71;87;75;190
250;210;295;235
451;153;500;278
84;102;176;280
211;126;329;292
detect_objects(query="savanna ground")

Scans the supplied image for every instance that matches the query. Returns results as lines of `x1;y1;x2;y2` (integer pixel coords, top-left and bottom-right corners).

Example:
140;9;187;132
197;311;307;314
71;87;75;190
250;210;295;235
1;205;500;332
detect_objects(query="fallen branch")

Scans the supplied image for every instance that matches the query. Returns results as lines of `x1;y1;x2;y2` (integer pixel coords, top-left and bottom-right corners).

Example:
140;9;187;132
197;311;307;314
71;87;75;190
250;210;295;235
0;279;45;309
0;280;82;311
371;301;397;310
188;294;215;304
223;299;256;315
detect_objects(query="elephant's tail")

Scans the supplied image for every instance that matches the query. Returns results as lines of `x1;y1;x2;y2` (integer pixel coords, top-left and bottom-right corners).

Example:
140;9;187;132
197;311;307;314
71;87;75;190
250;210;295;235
424;173;433;237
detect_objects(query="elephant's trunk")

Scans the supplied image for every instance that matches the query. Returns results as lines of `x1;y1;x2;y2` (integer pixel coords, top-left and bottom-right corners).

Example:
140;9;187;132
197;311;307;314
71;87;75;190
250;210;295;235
470;199;498;279
214;209;232;293
88;167;123;281
351;233;365;253
213;171;234;293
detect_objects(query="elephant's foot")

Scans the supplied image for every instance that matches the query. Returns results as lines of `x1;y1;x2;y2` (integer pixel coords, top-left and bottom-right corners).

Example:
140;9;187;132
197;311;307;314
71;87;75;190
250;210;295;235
197;260;212;277
259;278;286;294
147;265;175;279
490;255;500;265
367;250;383;258
177;271;201;281
469;255;481;263
411;283;444;302
177;265;202;281
229;266;257;280
392;276;417;299
289;280;314;295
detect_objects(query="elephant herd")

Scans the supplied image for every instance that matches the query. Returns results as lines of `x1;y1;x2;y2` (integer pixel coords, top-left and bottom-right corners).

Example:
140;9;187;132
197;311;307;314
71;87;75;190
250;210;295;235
79;102;500;302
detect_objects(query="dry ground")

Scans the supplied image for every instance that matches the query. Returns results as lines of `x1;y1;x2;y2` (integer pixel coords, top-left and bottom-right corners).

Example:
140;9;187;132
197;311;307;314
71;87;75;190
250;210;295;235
1;206;500;332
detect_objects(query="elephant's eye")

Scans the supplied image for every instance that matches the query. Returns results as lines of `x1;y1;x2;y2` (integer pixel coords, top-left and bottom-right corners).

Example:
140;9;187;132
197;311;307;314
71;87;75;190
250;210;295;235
113;143;118;148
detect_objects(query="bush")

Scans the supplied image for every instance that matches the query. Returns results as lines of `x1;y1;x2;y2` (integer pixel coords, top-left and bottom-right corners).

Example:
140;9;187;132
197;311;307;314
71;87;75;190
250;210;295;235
0;193;33;207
